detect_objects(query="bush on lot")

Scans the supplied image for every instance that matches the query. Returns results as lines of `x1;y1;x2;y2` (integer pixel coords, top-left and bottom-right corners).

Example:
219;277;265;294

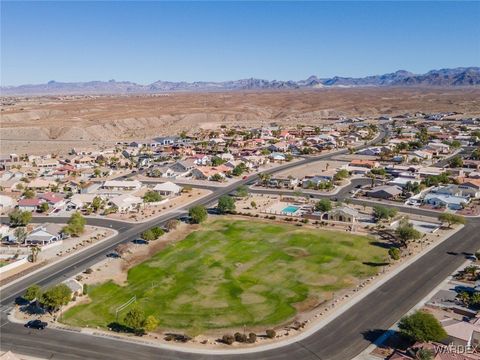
234;332;247;343
222;334;234;345
266;329;276;339
151;226;164;239
248;333;257;343
388;247;401;261
398;311;447;342
189;205;208;224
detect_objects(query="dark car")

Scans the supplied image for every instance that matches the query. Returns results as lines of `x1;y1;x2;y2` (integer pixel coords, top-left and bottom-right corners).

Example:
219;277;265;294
25;320;47;330
106;252;121;258
132;239;148;245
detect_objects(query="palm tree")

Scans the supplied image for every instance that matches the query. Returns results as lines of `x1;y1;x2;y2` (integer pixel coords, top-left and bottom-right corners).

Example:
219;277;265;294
30;246;41;263
458;291;471;306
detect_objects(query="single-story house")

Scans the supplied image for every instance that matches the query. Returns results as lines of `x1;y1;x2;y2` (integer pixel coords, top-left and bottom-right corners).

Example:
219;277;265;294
349;159;380;169
267;176;298;189
153;181;183;197
269;152;287;162
17;198;42;212
423;193;470;210
388;177;421;188
148;166;176;178
168;159;196;177
0;195;15;210
367;185;403;199
441;318;480;348
26;178;56;190
102;180;142;191
328;206;359;223
39;192;65;210
109;194;143;213
191;165;230;180
25;224;63;245
68;194;101;210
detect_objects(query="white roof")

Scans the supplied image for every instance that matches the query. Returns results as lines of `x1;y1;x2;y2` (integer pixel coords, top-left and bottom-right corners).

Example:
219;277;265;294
389;177;420;185
110;194;142;208
153;181;182;193
0;195;15;207
103;180;142;188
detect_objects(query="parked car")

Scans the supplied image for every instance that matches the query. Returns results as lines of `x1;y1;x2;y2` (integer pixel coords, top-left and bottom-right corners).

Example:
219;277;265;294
25;320;47;330
132;239;148;245
106;252;121;258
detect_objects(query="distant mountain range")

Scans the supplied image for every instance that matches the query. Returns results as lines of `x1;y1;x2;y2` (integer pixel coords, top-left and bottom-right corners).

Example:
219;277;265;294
2;67;479;95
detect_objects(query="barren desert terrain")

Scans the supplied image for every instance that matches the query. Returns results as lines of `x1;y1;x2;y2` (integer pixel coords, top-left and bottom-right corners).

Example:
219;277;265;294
1;88;480;155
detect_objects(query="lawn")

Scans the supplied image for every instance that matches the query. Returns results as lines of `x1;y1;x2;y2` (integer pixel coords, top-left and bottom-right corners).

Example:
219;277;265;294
62;219;387;332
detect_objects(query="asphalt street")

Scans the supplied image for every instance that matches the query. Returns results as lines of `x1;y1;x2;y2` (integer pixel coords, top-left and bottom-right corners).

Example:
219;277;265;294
5;125;476;360
1;219;478;360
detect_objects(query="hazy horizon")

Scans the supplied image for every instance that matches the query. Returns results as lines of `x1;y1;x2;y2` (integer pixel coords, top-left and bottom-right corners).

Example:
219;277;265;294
2;1;479;86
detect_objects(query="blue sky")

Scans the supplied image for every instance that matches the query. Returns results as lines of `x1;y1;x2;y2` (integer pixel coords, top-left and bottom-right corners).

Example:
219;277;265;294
1;1;479;85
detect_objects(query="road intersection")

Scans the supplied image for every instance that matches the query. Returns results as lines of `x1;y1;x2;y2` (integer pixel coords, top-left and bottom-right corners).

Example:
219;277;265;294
1;125;479;360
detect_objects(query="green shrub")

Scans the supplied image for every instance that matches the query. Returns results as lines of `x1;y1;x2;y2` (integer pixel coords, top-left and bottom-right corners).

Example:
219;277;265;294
266;329;276;339
222;334;234;345
388;247;401;260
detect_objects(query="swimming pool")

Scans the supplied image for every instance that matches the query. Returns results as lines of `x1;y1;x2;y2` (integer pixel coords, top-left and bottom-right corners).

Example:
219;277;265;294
282;205;299;214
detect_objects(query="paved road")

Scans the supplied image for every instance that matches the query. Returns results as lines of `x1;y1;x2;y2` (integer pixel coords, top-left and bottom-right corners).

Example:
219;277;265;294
0;127;387;303
1;218;478;360
11;125;474;360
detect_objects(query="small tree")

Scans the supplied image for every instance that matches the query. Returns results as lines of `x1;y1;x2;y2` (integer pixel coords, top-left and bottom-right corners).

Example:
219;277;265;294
9;209;32;227
315;199;332;212
38;202;50;213
141;229;156;241
165;219;179;231
218;195;236;214
334;169;349;182
123;305;145;331
143;315;159;332
210;173;224;182
143;190;163;203
40;284;72;312
22;189;36;199
395;219;422;247
250;201;257;208
236;185;249;198
458;291;471;306
398;311;447;342
438;213;466;228
91;196;103;212
24;284;42;302
189;205;207;224
449;156;463;168
63;212;86;237
373;205;397;222
151;226;164;239
30;246;41;263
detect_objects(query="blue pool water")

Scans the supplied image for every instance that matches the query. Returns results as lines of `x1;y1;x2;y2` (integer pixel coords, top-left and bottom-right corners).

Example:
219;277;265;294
282;205;299;214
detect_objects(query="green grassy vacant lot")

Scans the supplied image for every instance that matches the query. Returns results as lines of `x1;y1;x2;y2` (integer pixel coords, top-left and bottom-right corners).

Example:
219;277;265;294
62;219;387;332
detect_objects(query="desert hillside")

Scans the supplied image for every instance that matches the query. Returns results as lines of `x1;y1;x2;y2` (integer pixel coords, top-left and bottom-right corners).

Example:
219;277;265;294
1;88;480;155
